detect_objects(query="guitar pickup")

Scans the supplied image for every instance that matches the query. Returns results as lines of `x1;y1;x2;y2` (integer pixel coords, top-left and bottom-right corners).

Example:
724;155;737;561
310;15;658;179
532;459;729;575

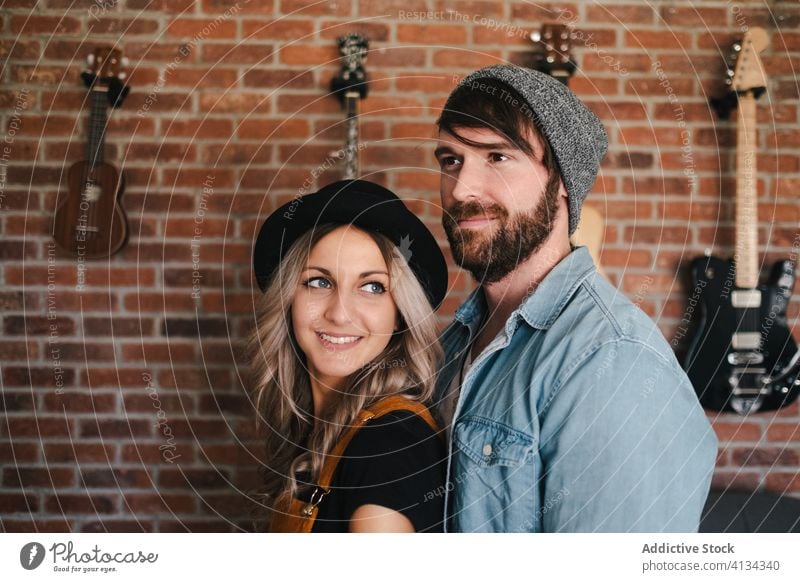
728;351;764;365
729;367;767;395
732;332;761;350
731;289;762;308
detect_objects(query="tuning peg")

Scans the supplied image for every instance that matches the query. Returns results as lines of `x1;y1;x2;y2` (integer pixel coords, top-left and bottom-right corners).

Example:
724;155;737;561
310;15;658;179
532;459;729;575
119;72;127;80
529;30;541;43
732;42;742;52
121;57;129;67
87;53;95;65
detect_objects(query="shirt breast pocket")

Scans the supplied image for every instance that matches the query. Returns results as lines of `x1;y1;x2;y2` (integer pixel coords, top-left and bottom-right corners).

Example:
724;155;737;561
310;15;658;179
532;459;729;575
451;416;537;532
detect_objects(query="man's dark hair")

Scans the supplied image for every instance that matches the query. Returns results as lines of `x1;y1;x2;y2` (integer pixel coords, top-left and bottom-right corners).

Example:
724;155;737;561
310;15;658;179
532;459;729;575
437;78;561;197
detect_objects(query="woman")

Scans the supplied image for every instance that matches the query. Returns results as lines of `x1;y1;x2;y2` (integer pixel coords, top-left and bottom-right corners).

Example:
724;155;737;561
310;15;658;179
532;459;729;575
250;179;449;532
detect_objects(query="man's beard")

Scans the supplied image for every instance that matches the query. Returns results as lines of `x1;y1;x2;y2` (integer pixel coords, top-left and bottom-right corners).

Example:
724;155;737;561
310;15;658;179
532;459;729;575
443;188;560;284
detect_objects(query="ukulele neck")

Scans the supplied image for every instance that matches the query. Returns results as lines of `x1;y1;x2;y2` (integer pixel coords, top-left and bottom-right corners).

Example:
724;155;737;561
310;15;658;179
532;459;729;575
342;92;360;180
87;88;108;168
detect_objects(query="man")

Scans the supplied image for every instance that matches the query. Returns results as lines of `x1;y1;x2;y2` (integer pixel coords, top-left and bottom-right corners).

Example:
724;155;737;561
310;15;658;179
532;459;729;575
432;64;718;532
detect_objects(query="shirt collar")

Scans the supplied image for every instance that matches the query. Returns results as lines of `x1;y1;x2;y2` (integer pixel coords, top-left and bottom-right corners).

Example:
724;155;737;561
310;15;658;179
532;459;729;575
518;246;597;330
452;246;597;334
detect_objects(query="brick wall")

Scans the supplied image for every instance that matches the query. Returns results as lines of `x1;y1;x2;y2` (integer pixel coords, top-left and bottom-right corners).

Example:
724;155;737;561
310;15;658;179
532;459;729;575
1;0;798;532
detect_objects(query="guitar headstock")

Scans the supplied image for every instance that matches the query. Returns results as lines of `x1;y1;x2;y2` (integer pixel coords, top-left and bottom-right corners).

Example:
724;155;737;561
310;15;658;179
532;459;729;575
331;33;369;100
529;23;576;85
727;27;769;97
81;47;130;107
84;47;128;85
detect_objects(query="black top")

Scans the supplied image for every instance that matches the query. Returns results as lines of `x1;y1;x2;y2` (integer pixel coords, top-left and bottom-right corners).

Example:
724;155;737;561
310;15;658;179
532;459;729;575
296;410;447;532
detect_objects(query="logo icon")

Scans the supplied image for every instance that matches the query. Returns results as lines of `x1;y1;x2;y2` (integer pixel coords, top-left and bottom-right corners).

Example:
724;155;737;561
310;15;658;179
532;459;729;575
398;234;413;264
20;542;45;570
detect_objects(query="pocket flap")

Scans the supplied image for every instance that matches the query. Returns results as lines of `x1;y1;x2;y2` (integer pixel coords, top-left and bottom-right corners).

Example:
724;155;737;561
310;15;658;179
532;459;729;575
453;416;536;467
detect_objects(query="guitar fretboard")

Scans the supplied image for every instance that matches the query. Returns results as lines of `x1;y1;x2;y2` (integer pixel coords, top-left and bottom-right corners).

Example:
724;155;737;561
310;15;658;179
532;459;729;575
87;88;108;168
735;93;758;289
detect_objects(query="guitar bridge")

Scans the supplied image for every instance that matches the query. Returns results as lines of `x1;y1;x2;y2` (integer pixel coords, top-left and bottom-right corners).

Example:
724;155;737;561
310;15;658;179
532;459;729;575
728;351;764;365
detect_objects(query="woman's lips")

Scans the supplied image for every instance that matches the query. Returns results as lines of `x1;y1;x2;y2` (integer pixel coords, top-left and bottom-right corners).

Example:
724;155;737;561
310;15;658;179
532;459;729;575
316;331;363;351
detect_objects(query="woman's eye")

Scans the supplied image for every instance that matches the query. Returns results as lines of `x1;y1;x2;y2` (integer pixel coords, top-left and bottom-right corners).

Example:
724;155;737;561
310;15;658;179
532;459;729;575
360;281;386;294
305;277;331;289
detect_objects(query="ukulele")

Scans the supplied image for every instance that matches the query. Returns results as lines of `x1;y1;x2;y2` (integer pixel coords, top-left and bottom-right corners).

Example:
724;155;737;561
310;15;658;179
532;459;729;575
52;47;130;259
530;24;605;274
683;28;800;414
329;33;369;180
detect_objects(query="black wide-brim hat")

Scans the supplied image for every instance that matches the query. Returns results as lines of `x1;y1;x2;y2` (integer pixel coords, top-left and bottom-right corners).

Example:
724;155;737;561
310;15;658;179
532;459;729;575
253;179;448;310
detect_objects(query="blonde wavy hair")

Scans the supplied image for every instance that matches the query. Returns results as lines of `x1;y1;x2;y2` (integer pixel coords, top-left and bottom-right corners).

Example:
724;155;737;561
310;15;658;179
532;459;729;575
248;223;443;525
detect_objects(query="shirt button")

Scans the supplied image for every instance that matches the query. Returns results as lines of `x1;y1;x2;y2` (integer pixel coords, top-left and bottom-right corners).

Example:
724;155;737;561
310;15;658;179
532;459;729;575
482;443;493;456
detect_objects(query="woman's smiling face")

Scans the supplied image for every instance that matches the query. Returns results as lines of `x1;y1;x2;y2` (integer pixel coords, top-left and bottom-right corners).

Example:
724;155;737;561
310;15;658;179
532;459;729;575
291;226;399;393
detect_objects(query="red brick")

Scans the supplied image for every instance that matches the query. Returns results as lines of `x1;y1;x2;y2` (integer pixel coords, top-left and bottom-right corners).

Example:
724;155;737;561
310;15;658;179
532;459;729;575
11;15;81;34
660;6;728;26
159;468;230;489
621;176;692;196
44;443;116;463
433;49;500;69
43;392;117;413
764;473;800;492
3;467;75;488
164;217;233;237
0;392;35;412
123;292;196;312
80;520;154;533
87;17;160;35
235;118;308;141
83;468;152;488
3;518;73;532
0;39;41;60
82;368;151;387
397;23;467;44
0;493;39;513
0;241;37;260
767;423;800;442
165;18;237;39
282;0;350;15
712;422;762;442
586;3;655;23
0;442;40;463
121;341;196;362
242;19;314;40
2;367;75;389
125;493;196;513
731;448;799;467
45;493;116;514
55;343;116;362
79;419;154;439
202;43;275;64
275;92;340;114
83;317;154;336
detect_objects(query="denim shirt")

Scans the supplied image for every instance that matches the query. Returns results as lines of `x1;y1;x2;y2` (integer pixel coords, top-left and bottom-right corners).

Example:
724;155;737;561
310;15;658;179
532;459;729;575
434;247;718;532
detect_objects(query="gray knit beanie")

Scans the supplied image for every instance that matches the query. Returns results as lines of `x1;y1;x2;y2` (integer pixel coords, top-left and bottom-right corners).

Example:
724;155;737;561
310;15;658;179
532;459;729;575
443;65;608;235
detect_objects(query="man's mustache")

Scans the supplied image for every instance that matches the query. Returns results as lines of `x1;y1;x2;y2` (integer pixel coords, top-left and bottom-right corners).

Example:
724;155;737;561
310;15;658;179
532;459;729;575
443;201;509;225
